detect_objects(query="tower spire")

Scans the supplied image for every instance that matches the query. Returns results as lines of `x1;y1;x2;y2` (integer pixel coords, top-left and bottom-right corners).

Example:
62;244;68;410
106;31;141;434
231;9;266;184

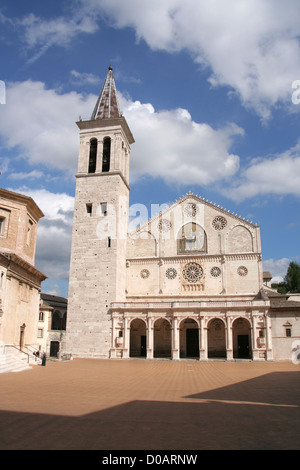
91;66;121;120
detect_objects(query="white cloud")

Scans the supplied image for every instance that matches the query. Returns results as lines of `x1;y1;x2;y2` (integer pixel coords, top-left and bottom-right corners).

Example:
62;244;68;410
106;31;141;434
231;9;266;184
0;80;243;188
12;187;74;281
0;80;96;173
120;95;243;186
70;70;100;86
263;258;291;282
4;1;300;116
18;188;75;223
81;0;300;118
9;170;44;180
224;142;300;201
17;11;99;63
3;79;300;202
0;157;9;175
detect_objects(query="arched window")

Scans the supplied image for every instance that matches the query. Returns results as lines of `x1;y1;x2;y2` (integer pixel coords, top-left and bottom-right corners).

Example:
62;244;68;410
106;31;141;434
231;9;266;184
177;222;206;254
51;310;61;330
88;138;97;173
102;137;111;172
51;310;66;331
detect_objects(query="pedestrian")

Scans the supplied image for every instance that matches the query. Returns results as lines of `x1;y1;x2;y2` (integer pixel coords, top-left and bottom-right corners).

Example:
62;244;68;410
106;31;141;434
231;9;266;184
42;352;47;366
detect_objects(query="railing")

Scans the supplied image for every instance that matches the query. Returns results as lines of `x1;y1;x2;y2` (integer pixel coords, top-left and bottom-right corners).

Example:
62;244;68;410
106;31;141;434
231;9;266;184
23;345;44;364
5;345;30;364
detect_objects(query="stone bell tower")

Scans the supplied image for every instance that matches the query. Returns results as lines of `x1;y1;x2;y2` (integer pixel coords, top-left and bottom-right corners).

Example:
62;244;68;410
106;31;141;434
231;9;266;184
65;66;135;358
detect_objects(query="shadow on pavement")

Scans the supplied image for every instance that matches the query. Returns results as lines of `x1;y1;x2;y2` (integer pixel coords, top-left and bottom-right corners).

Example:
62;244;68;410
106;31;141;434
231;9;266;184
1;372;299;450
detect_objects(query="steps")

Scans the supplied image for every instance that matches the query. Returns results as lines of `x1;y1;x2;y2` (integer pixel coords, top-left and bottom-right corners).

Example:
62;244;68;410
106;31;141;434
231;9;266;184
0;350;32;374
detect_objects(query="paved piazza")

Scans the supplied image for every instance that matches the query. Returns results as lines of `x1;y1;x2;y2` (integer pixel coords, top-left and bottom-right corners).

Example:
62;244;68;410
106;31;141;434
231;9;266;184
0;359;299;450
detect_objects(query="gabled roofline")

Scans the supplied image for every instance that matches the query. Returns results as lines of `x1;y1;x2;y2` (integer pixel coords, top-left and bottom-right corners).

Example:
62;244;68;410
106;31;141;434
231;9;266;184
129;191;259;236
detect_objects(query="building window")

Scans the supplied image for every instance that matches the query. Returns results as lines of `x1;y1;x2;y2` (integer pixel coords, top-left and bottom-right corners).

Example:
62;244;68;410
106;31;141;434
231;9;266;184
37;328;43;338
102;137;111;172
0;209;10;238
86;203;92;215
51;310;66;331
0;272;4;288
100;202;107;216
286;328;292;337
88;138;97;173
39;311;44;322
0;217;5;235
177;223;206;254
26;219;33;245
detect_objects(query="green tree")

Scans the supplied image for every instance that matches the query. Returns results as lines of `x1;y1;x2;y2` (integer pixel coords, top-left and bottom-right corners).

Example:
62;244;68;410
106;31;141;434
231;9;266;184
272;261;300;294
285;261;300;293
271;281;288;294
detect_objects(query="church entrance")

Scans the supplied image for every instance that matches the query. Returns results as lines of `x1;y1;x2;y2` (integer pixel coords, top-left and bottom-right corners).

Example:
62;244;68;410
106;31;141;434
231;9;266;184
186;329;199;357
232;318;252;359
153;318;171;358
19;323;25;350
180;319;199;358
207;318;226;358
237;335;250;358
130;319;147;358
50;341;60;358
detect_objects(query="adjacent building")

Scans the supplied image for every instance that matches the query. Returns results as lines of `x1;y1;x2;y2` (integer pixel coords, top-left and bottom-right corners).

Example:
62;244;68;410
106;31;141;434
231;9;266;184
0;188;47;352
38;293;67;358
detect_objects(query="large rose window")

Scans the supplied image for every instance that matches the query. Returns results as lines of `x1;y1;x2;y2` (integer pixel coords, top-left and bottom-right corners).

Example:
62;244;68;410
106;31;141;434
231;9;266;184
182;262;203;283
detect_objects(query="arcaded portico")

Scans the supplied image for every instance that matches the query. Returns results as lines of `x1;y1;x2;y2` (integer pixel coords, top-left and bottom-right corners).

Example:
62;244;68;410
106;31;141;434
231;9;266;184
110;297;273;361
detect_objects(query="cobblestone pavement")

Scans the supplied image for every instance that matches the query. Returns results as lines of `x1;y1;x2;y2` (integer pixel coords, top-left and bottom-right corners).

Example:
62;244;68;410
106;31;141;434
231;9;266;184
0;359;299;450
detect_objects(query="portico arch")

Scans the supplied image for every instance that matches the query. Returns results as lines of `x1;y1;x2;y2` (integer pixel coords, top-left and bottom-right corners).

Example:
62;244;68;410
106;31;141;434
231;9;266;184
232;317;252;359
207;318;226;358
153;318;171;358
130;318;147;358
180;318;199;359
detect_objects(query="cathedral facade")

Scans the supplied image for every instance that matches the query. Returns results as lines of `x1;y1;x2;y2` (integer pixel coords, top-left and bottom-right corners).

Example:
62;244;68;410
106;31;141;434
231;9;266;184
65;67;299;362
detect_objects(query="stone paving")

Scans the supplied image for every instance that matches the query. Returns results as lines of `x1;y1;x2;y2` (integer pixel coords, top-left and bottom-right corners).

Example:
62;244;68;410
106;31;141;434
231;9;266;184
0;359;299;450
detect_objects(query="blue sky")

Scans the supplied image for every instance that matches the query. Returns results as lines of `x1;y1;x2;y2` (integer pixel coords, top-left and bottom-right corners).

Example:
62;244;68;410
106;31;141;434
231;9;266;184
1;0;300;297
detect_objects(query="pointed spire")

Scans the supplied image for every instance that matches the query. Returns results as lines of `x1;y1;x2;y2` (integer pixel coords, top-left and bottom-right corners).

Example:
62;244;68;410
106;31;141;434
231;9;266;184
91;66;121;120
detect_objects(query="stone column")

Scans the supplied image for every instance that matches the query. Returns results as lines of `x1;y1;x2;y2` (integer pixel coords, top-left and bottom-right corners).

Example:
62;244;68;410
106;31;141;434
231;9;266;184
123;316;130;359
111;314;117;348
200;315;207;360
265;313;273;361
96;139;103;172
172;315;180;360
147;316;154;359
226;314;233;360
252;315;257;351
251;314;259;360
